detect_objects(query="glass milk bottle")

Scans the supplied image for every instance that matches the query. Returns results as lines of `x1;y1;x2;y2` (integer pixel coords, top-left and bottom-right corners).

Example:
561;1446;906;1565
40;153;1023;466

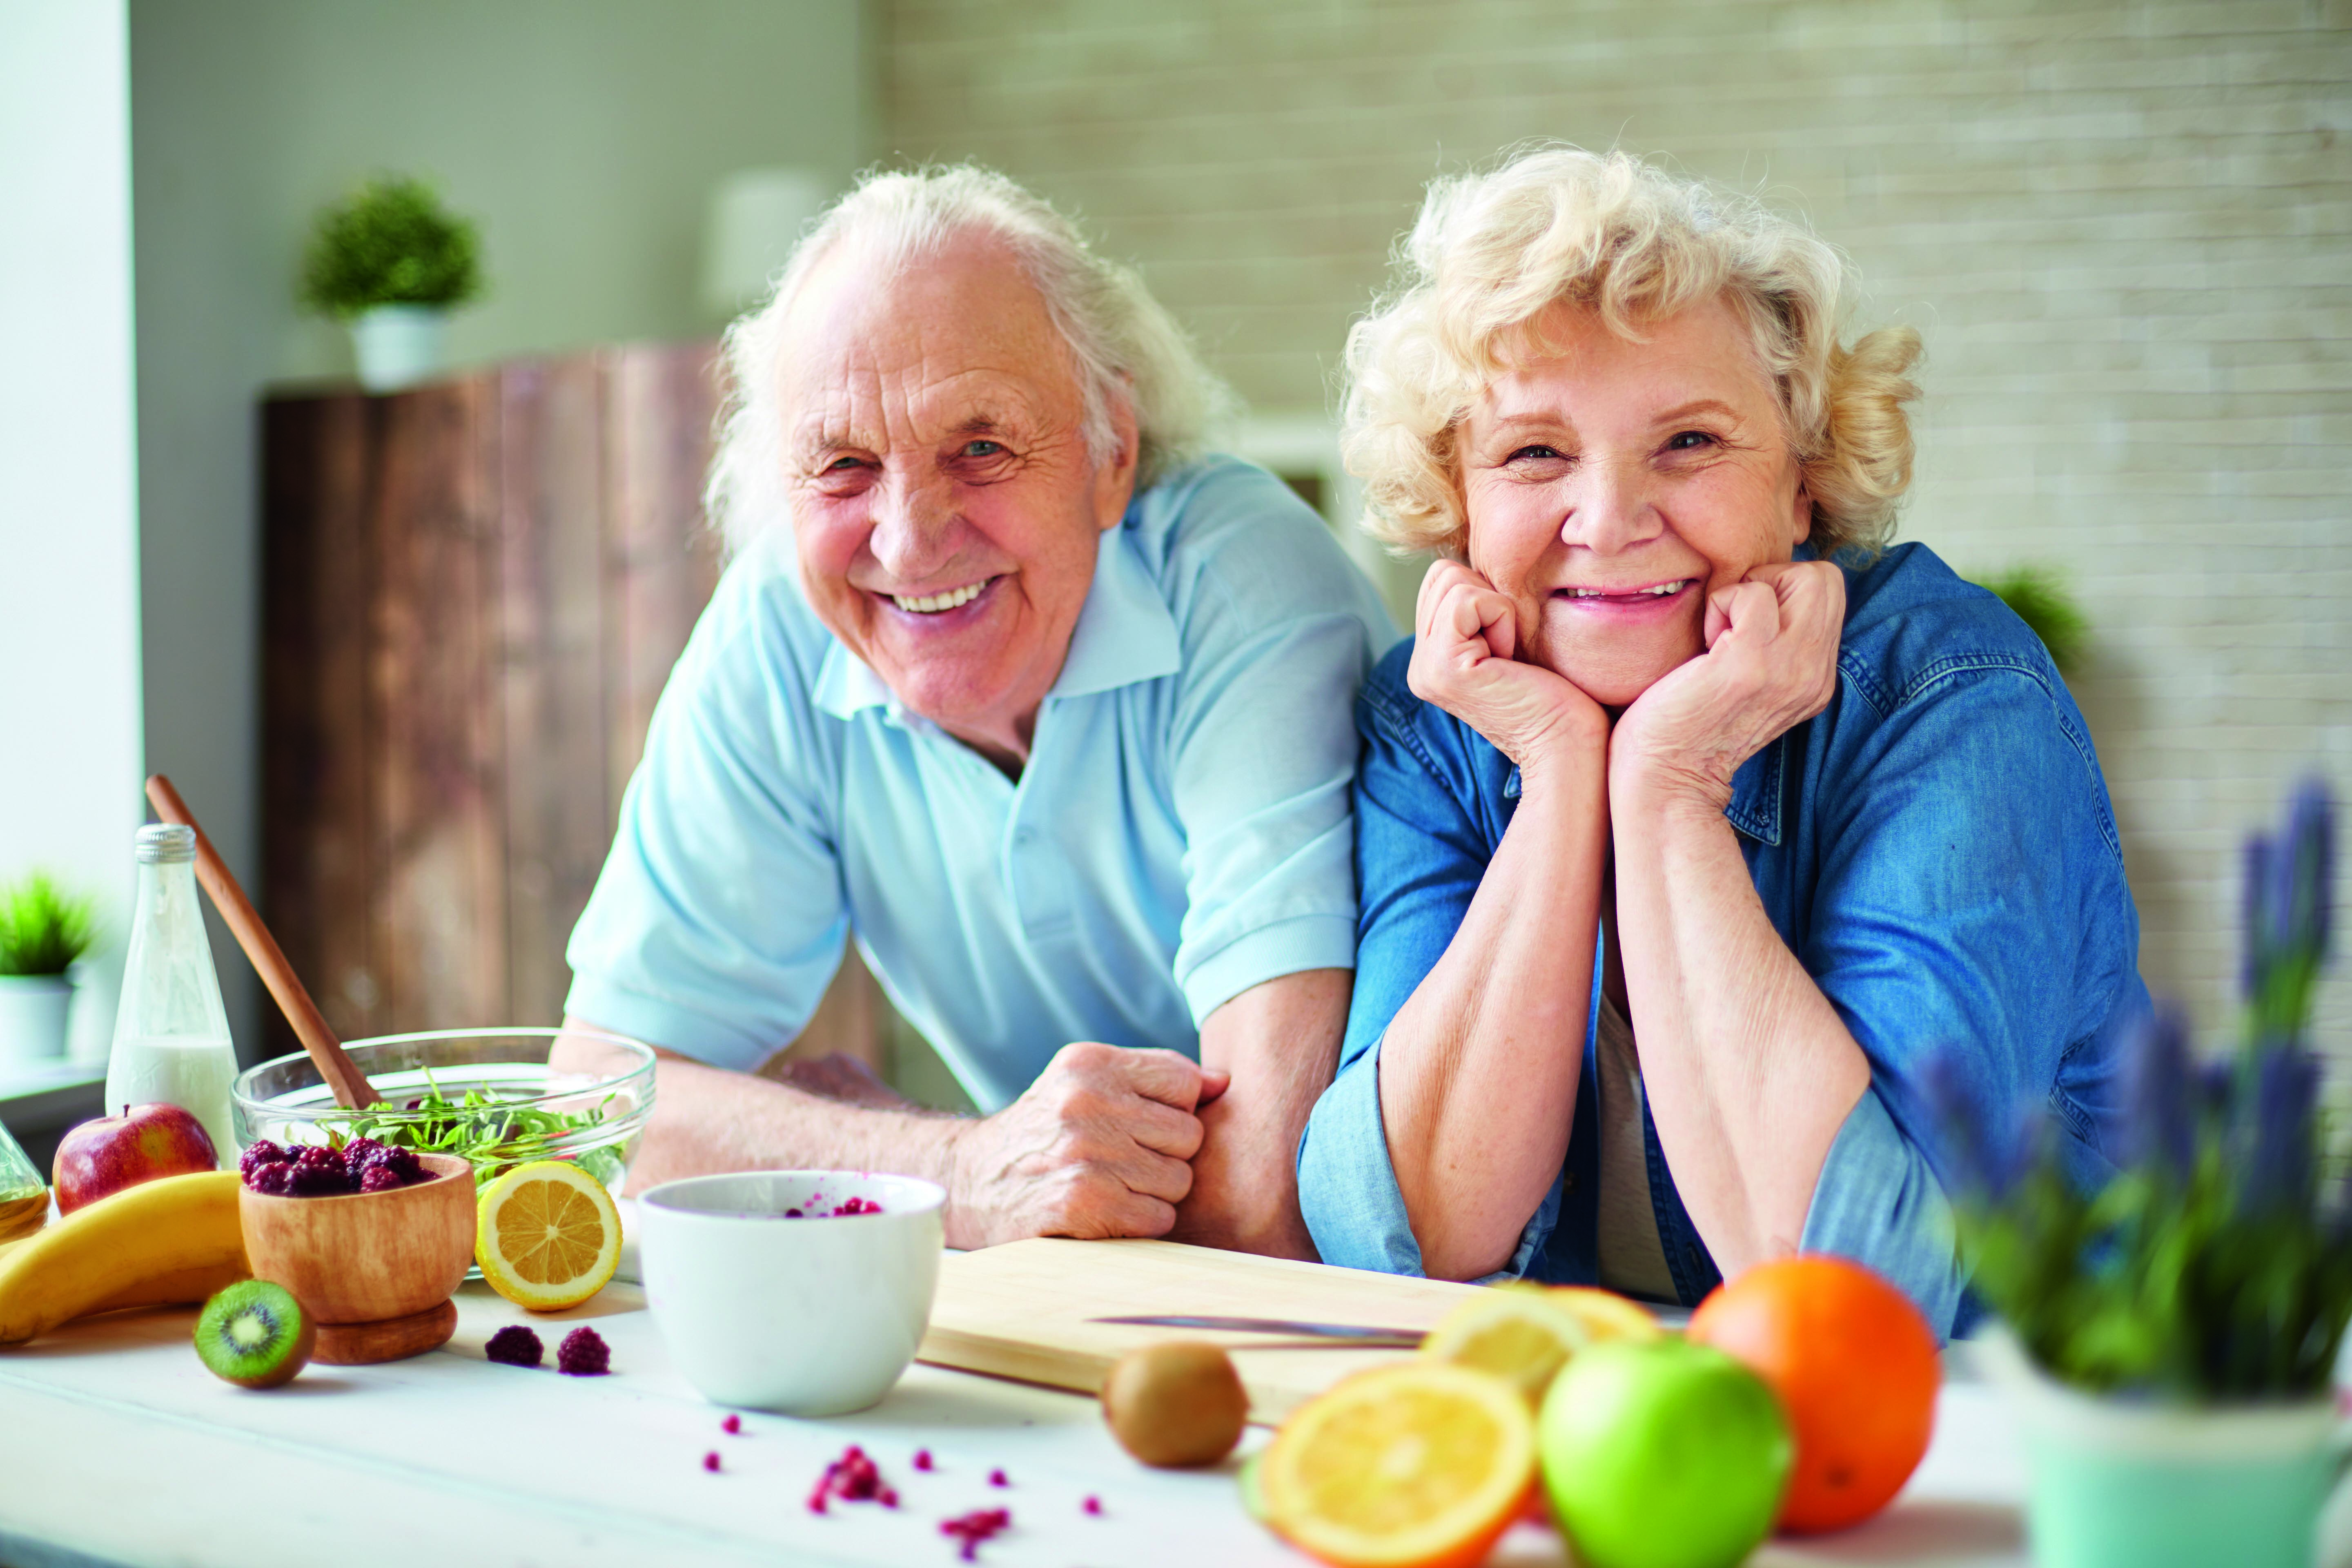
104;825;239;1159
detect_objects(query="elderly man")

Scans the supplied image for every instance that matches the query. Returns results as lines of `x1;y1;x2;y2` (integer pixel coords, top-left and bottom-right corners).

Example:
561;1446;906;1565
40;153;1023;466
552;166;1393;1258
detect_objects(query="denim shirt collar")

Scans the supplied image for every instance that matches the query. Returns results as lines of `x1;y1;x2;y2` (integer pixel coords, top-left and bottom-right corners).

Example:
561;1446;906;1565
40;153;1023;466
812;523;1180;721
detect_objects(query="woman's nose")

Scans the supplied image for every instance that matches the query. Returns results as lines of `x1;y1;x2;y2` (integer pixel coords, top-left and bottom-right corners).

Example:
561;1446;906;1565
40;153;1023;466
1559;460;1663;554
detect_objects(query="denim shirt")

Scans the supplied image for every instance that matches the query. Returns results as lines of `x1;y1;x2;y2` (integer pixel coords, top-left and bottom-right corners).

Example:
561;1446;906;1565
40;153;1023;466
1296;542;2147;1339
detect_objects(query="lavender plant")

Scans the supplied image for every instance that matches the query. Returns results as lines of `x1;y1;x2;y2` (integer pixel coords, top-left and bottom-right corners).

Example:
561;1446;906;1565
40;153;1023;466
1932;779;2350;1400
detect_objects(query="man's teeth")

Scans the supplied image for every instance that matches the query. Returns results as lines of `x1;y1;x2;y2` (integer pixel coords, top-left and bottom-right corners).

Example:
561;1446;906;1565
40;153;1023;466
1568;580;1688;599
890;580;990;613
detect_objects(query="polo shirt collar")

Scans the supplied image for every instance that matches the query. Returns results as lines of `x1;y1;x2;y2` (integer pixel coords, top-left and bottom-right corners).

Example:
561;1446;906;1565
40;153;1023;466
810;524;1178;720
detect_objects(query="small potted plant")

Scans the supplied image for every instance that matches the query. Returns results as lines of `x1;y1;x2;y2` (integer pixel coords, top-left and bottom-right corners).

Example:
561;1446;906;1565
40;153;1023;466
1933;780;2347;1568
298;174;484;392
0;873;98;1064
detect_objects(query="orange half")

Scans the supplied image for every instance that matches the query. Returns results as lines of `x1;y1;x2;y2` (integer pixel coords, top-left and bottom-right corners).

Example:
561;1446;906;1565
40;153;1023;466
1262;1362;1536;1568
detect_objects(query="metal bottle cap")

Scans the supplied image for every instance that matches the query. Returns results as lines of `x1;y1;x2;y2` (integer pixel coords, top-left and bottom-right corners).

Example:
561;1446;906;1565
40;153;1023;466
134;824;196;864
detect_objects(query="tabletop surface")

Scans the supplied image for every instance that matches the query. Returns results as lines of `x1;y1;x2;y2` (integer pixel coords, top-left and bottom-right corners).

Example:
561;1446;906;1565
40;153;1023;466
0;1268;2056;1568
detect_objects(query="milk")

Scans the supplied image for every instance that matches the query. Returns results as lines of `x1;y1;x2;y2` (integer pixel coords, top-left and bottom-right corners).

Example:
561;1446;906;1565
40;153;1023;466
105;1035;241;1160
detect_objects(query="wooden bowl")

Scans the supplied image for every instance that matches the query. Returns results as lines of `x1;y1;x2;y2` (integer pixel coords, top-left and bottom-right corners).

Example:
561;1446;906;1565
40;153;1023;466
240;1152;475;1325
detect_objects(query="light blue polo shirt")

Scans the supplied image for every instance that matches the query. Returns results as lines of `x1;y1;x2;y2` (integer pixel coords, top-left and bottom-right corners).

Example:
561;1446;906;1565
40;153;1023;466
564;456;1398;1111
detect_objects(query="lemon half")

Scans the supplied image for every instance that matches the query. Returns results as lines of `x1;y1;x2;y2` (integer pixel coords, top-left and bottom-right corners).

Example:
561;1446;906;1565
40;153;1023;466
475;1160;621;1312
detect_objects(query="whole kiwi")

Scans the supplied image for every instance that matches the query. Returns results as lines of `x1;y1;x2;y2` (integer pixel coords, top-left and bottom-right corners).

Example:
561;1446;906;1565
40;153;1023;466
1100;1341;1248;1467
193;1279;315;1389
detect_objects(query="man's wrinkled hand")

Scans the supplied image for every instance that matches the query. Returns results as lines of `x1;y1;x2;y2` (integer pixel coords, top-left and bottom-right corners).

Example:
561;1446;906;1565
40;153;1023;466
942;1042;1229;1250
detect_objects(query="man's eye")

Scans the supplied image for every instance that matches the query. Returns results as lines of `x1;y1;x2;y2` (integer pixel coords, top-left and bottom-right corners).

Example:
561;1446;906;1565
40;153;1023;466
962;439;1005;458
824;455;867;473
1665;430;1716;451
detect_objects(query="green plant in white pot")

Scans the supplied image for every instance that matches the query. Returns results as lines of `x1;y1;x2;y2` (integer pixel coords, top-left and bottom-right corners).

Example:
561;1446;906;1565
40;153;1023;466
1933;780;2347;1568
299;174;483;392
0;873;98;1066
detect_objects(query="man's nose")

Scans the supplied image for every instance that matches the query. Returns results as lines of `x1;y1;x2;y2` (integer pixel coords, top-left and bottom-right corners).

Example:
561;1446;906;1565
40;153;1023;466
866;469;957;581
1558;457;1664;555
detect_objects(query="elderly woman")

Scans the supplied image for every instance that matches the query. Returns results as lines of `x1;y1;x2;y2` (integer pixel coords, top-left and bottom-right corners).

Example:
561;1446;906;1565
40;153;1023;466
1296;148;2146;1335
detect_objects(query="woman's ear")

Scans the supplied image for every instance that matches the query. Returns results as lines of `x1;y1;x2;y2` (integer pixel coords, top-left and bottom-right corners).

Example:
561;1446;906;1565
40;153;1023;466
1789;470;1816;547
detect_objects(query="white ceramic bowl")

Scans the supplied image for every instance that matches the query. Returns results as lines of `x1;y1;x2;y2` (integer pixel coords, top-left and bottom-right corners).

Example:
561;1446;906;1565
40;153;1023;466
637;1169;946;1416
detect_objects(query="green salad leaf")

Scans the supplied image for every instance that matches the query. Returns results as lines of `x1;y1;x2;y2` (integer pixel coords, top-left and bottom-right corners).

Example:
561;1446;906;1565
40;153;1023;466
324;1070;626;1192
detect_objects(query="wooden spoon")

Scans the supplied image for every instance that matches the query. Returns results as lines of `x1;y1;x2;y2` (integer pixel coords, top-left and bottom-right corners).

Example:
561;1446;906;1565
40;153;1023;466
143;774;380;1109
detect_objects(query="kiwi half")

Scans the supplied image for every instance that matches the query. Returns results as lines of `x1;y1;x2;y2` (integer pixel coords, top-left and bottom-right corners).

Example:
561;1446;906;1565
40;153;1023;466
194;1280;314;1389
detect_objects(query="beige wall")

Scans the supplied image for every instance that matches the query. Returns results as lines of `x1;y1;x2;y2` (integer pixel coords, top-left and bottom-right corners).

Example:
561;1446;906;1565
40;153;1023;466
887;0;2352;1067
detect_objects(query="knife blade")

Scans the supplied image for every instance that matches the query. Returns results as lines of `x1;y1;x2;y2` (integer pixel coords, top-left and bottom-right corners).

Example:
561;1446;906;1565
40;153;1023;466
1088;1314;1427;1348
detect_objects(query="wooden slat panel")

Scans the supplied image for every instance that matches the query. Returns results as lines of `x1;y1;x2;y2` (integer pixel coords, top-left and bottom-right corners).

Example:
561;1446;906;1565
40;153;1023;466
602;340;724;816
259;393;382;1055
370;378;507;1032
497;357;610;1028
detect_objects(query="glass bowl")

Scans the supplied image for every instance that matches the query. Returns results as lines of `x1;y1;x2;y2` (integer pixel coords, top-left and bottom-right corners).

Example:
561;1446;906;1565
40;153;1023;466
229;1027;655;1198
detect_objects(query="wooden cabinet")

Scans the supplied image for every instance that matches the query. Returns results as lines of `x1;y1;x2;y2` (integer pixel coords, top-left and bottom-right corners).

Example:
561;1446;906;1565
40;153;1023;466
258;343;881;1070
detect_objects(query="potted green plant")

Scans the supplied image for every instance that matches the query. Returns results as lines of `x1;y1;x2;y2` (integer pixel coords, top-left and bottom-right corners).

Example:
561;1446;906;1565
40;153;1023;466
1932;780;2347;1568
1972;563;2091;676
0;873;98;1065
298;174;484;392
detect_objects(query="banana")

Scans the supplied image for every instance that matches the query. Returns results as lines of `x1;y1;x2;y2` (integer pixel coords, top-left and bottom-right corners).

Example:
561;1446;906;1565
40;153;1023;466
0;1171;249;1344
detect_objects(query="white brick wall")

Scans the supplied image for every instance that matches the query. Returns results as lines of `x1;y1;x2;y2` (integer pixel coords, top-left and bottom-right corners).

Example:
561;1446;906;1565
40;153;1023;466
887;0;2352;1072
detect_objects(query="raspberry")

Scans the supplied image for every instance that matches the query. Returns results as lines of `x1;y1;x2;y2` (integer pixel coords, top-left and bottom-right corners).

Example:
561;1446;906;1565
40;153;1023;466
342;1136;388;1167
830;1196;880;1216
721;1414;742;1435
238;1140;289;1178
381;1145;426;1183
703;1451;720;1473
358;1164;403;1193
1082;1495;1102;1516
783;1208;804;1218
807;1446;893;1510
940;1508;1011;1561
913;1449;934;1471
244;1161;294;1197
288;1160;352;1197
484;1326;543;1367
556;1327;610;1376
988;1468;1008;1488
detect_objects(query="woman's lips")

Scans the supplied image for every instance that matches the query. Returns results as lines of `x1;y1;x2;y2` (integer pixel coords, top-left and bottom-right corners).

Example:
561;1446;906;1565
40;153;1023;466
1552;578;1695;617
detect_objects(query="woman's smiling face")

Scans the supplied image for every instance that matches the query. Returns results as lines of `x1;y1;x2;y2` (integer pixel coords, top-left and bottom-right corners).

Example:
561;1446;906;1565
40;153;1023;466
1457;298;1813;708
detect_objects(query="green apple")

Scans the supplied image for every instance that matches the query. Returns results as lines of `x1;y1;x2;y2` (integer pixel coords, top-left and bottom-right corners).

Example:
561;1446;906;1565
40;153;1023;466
1538;1337;1792;1568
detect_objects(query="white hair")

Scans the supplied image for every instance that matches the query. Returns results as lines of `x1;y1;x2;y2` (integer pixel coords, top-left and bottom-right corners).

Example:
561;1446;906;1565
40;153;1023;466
707;164;1230;555
1342;145;1922;560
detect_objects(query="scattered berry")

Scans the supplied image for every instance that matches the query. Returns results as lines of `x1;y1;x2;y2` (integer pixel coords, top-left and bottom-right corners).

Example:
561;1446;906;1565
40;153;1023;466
913;1449;934;1471
485;1325;543;1367
721;1414;742;1435
556;1326;610;1376
879;1487;899;1508
1082;1495;1102;1516
988;1468;1008;1488
807;1446;894;1510
703;1451;721;1472
940;1507;1011;1561
831;1196;880;1216
784;1207;805;1218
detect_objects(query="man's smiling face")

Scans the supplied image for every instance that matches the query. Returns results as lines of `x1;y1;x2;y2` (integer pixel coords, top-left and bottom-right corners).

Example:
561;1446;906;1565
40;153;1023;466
777;238;1136;767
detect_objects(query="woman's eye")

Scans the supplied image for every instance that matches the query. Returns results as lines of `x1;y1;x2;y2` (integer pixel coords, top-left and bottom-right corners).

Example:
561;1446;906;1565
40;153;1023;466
1508;443;1565;463
1665;430;1716;452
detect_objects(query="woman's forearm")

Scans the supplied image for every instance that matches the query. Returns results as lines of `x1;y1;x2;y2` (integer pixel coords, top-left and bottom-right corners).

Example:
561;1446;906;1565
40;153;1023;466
1608;777;1869;1274
1377;743;1609;1280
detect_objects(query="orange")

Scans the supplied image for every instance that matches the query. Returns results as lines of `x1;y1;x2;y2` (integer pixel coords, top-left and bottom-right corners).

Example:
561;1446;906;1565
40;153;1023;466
1420;1287;1590;1404
1686;1254;1938;1534
1261;1361;1536;1568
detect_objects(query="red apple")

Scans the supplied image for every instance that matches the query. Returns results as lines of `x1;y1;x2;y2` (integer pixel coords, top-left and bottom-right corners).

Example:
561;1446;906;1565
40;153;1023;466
52;1103;218;1214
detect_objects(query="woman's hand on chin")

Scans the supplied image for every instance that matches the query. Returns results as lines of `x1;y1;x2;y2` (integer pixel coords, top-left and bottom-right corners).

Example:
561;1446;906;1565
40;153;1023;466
1613;559;1844;811
1408;559;1606;777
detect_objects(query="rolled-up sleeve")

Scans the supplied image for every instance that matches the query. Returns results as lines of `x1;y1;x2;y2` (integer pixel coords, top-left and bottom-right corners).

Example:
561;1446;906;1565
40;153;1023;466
1166;505;1394;1024
1299;661;1561;1277
564;568;848;1072
1798;662;2137;1337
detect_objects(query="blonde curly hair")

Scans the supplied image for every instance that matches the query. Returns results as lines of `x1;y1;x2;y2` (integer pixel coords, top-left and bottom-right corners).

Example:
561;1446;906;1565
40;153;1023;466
1341;146;1922;559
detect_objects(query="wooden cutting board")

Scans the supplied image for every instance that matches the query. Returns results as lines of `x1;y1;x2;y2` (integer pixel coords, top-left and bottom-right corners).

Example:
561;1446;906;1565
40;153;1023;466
916;1238;1487;1425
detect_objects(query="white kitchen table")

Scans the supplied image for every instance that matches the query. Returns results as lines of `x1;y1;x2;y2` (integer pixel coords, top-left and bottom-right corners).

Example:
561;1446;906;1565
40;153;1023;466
0;1273;2062;1568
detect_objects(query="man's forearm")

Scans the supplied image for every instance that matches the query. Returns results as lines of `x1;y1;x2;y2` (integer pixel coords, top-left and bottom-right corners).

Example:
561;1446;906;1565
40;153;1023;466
554;1020;962;1196
1176;968;1351;1259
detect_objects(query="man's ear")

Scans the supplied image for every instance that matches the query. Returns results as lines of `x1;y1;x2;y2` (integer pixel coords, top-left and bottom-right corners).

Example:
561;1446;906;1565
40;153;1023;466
1093;388;1141;532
